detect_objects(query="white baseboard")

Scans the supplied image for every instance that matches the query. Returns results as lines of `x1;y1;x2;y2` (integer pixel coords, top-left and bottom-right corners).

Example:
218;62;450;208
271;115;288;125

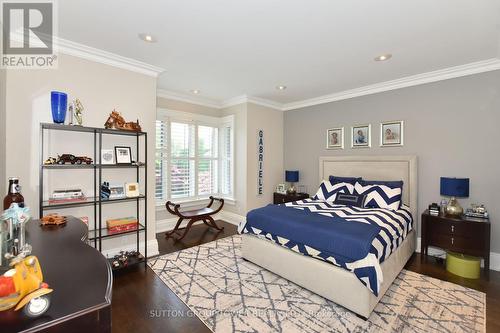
101;239;159;258
217;210;246;226
416;237;500;271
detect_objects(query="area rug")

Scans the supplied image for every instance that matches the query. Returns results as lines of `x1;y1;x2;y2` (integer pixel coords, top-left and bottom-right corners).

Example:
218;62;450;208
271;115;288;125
148;235;486;333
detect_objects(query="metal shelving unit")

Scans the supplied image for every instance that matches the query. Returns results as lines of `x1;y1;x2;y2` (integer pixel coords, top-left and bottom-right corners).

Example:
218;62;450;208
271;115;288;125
39;123;148;271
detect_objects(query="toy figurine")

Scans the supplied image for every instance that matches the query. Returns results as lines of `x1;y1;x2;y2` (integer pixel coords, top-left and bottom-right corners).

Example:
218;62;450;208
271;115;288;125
0;204;52;317
74;98;84;126
104;109;141;132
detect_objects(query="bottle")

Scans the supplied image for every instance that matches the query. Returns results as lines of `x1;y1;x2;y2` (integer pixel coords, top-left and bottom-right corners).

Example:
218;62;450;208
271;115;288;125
3;177;25;210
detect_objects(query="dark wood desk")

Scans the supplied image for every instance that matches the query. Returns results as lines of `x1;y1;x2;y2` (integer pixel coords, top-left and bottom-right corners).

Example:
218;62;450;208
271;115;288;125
421;210;491;271
0;217;112;332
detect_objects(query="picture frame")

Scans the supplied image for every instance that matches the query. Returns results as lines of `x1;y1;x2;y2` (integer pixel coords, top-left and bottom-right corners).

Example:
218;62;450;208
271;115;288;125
276;183;286;194
125;182;140;197
108;183;126;199
380;120;404;147
351;124;371;148
114;146;132;164
101;149;114;165
326;127;344;150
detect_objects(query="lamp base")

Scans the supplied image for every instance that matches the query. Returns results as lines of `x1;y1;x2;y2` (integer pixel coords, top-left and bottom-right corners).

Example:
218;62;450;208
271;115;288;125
446;197;463;217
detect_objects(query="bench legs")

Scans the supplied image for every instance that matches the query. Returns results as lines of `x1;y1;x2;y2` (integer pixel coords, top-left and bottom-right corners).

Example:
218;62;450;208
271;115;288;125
165;216;224;241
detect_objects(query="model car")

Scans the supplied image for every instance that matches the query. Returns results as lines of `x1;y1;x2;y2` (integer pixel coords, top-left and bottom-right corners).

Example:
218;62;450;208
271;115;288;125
56;154;93;165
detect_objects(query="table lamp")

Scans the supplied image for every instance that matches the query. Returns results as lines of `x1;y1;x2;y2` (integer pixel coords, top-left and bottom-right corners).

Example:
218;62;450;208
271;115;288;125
440;177;469;217
285;170;299;195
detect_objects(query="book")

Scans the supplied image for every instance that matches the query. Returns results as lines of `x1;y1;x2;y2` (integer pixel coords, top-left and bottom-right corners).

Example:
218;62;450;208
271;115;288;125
106;217;137;228
108;222;138;234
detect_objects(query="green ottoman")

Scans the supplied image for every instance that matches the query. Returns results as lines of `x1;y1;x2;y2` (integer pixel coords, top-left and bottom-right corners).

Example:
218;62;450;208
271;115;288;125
446;251;481;279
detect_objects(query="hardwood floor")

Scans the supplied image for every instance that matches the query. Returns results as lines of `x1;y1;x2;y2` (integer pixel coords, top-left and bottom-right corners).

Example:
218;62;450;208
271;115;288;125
112;221;499;332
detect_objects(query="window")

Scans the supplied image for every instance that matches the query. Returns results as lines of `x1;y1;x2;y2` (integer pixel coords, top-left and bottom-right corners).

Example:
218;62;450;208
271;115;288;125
155;110;234;205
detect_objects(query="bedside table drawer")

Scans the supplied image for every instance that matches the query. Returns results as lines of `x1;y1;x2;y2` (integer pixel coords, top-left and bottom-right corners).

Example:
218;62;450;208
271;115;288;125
429;233;485;256
431;221;484;237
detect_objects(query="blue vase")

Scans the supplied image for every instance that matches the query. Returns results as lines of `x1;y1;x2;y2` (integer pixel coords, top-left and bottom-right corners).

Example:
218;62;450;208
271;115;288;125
51;91;68;124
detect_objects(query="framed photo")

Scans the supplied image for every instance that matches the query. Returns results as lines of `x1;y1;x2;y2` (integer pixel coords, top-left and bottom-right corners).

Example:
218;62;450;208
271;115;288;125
351;124;371;148
276;183;286;194
125;182;140;197
380;120;404;147
109;183;126;199
326;127;344;149
101;149;114;165
114;146;132;164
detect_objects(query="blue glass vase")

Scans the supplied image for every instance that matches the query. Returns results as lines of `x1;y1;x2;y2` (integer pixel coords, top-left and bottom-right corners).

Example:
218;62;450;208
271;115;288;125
51;91;68;124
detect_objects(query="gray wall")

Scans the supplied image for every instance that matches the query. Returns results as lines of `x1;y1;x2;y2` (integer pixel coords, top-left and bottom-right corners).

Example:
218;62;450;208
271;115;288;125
284;70;500;252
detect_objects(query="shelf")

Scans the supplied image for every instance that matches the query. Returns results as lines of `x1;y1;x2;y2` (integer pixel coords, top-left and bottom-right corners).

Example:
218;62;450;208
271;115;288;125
42;163;146;169
88;223;145;241
41;123;146;136
42;194;146;209
107;255;146;272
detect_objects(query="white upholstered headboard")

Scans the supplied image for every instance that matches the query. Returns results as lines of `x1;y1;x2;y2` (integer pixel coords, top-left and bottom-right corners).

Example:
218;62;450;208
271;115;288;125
319;155;418;219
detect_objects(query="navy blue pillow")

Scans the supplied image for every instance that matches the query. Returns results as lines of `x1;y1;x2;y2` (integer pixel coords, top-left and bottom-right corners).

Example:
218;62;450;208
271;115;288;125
328;175;362;185
333;193;366;207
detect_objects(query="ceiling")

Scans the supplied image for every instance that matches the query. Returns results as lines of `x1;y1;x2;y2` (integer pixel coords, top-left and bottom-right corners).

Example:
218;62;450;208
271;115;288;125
58;0;500;105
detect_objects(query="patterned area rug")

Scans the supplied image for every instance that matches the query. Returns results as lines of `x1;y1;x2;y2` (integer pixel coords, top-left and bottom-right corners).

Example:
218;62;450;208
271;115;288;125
149;236;486;333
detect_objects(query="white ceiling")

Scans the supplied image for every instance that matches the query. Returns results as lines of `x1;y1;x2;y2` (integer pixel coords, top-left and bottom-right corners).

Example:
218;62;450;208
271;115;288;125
59;0;500;105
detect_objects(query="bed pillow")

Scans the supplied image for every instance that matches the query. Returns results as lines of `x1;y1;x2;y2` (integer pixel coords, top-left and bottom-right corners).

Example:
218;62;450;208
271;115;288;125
328;175;361;185
354;180;403;210
333;193;366;207
313;180;354;202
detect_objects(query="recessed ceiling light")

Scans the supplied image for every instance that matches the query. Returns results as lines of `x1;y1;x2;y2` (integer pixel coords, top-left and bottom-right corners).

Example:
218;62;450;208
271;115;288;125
276;85;287;90
374;54;392;61
138;33;157;43
190;89;200;94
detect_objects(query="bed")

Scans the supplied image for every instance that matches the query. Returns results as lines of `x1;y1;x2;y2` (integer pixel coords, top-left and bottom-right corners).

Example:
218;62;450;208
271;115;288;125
240;155;417;318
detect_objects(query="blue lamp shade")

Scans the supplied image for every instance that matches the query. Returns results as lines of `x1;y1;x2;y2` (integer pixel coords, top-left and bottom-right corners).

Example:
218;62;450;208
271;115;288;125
440;177;469;197
285;170;299;183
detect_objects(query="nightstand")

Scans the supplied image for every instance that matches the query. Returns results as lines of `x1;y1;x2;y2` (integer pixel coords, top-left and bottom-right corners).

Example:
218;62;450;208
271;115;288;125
421;210;491;271
273;192;309;204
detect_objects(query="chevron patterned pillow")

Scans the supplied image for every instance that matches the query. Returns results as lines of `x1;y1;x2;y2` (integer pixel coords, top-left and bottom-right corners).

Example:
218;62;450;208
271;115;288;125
354;181;403;210
313;180;355;202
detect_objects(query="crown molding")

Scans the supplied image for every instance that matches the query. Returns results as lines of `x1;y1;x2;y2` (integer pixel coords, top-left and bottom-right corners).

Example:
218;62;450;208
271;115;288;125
157;89;222;109
282;58;500;111
220;95;283;110
56;38;165;77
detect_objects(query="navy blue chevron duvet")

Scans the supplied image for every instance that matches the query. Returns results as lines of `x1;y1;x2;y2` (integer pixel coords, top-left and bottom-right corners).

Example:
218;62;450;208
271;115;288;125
239;199;413;296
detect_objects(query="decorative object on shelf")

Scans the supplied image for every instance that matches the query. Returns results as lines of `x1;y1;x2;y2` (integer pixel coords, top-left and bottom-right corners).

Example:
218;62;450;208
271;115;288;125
79;216;89;225
100;182;111;199
440;198;448;215
111;250;144;270
43;157;57;165
50;91;68;124
440;177;469;217
351;124;371;148
49;189;86;204
465;204;489;219
429;203;440;216
108;183;126;199
380;120;404;147
100;149;114;165
40;214;67;226
125;182;140;197
56;154;93;165
257;129;264;195
276;183;286;195
106;217;138;234
285;170;299;195
67;102;74;125
4;177;24;210
104;109;142;132
114;146;132;164
326;127;344;150
132;161;145;167
73;98;84;126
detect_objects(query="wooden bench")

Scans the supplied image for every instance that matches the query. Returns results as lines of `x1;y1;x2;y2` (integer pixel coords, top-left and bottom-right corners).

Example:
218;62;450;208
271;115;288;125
165;196;224;241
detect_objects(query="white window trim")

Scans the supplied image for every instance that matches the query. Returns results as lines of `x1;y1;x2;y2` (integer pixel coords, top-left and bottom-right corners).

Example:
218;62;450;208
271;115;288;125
155;108;235;208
